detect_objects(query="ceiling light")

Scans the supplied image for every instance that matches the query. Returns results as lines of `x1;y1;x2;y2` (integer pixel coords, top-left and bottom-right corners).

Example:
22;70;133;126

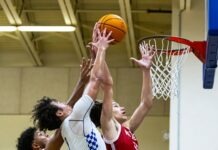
17;26;76;32
0;26;17;32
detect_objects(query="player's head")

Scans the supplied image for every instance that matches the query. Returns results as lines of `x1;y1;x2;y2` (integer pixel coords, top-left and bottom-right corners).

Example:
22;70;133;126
17;127;36;150
112;101;127;123
17;127;49;150
90;100;128;127
32;96;72;131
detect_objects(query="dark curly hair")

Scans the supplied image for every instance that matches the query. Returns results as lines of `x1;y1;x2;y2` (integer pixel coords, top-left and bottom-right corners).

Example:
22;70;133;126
90;101;102;127
32;96;62;131
17;127;36;150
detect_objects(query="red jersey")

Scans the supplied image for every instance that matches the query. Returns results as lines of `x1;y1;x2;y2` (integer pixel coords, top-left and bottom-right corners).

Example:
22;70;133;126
104;125;138;150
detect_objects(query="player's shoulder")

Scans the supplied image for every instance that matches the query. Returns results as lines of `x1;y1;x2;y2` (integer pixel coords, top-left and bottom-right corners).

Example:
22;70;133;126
122;120;130;129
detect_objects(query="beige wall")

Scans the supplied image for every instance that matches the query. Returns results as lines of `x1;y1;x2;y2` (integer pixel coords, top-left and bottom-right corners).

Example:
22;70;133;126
0;115;32;150
0;67;169;149
0;115;169;150
0;67;169;115
136;116;169;150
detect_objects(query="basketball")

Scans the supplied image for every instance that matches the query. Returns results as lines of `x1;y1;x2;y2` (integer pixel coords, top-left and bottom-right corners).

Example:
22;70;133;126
97;14;127;44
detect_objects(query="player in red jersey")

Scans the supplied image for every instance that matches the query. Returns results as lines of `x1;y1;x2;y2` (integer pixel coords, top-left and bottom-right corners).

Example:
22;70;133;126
89;24;154;150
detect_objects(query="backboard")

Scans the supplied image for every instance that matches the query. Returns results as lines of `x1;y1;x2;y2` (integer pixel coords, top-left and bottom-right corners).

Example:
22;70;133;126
204;0;218;88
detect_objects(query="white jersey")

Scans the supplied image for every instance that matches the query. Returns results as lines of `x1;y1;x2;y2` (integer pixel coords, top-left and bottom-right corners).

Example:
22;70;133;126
61;95;106;150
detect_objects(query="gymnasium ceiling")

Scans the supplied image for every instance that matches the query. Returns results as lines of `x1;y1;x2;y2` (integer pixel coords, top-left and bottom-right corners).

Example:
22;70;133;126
0;0;172;67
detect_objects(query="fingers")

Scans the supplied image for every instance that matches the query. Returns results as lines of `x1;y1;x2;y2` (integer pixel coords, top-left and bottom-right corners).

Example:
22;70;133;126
79;58;93;83
147;45;156;59
83;61;91;74
86;42;95;50
150;50;156;59
103;28;107;37
130;57;138;62
147;45;154;55
92;24;98;42
91;25;114;53
86;42;96;47
87;42;97;52
108;38;115;44
82;57;86;66
94;22;100;30
106;30;112;39
80;58;85;70
81;58;92;75
139;42;156;58
88;63;94;73
139;42;147;55
86;42;92;48
93;22;98;30
97;28;101;37
84;60;93;78
130;57;142;66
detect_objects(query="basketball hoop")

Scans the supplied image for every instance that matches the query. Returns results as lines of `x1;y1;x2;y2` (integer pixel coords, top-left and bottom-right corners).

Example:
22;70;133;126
138;35;205;100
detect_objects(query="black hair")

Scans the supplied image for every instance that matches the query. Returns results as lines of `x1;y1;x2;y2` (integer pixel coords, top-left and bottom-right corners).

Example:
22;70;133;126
17;127;36;150
90;101;102;127
32;96;62;131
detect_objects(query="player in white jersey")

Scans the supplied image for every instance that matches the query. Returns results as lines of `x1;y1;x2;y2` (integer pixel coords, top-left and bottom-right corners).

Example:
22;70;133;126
32;28;113;150
17;58;97;150
60;95;104;149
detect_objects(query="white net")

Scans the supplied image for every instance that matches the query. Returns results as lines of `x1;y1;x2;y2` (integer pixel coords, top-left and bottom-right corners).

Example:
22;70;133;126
139;36;191;100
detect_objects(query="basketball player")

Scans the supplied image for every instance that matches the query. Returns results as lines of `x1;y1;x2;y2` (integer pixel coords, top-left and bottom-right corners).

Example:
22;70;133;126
90;24;154;150
17;58;93;150
31;29;114;150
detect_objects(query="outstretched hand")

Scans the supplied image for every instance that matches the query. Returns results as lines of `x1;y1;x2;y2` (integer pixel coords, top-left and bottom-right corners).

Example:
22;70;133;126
90;27;114;51
87;23;114;61
130;43;155;69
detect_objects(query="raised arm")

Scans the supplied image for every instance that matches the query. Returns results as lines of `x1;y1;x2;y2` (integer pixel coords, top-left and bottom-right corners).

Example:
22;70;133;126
85;28;113;100
100;61;118;140
89;24;117;140
67;58;93;106
125;43;154;133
